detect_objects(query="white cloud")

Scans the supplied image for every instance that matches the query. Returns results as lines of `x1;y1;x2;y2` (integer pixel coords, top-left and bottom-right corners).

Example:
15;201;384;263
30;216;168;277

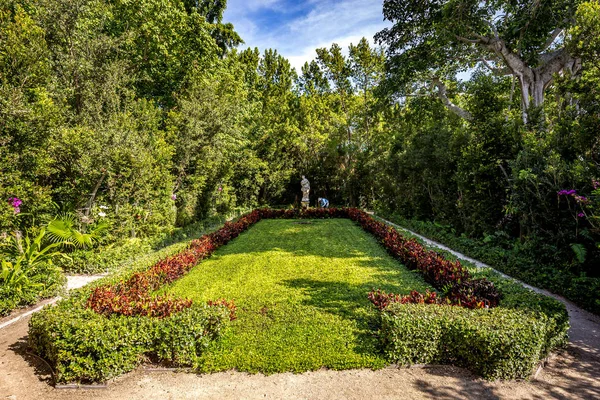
224;0;391;73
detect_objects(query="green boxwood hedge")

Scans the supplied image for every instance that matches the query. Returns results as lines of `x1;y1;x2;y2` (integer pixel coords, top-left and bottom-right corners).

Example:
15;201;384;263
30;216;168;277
380;302;566;380
29;299;230;383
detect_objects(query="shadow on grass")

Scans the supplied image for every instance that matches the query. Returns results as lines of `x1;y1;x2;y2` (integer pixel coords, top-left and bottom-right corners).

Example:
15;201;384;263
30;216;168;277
219;219;400;261
282;278;395;355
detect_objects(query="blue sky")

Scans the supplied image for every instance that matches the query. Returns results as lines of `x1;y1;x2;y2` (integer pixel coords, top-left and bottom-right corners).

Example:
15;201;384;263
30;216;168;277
223;0;391;72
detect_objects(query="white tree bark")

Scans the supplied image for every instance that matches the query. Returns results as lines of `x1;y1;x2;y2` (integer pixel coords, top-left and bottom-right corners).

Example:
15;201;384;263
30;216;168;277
432;77;473;120
456;30;579;123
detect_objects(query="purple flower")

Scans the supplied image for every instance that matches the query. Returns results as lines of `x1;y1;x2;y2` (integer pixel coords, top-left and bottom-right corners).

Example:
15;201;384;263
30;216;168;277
558;189;578;196
171;194;177;201
8;197;22;207
593;179;600;190
8;197;22;214
578;213;585;218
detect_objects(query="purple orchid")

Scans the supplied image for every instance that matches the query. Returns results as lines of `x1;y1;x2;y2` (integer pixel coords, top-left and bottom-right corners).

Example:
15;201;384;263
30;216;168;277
8;197;22;214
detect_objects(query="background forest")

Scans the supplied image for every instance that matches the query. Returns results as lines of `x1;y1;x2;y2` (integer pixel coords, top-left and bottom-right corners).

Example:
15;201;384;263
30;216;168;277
1;0;599;313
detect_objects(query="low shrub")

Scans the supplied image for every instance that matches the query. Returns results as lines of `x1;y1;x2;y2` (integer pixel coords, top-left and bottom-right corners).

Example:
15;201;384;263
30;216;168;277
58;213;242;274
29;300;230;383
380;304;554;380
0;261;66;317
447;278;502;308
474;267;569;355
368;289;439;310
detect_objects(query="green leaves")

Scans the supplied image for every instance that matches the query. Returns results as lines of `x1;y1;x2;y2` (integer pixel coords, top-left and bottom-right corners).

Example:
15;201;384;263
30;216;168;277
29;303;229;383
1;259;40;295
381;304;563;380
46;213;108;249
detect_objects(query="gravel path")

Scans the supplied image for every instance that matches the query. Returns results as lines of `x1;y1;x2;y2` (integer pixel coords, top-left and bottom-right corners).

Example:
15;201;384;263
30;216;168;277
1;231;600;399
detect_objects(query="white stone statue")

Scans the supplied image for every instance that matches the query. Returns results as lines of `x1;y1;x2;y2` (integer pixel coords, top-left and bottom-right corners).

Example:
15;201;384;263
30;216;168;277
300;175;310;204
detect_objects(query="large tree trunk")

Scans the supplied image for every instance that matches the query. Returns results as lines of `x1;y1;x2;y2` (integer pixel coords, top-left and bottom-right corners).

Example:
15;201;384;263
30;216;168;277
456;32;580;123
487;40;577;123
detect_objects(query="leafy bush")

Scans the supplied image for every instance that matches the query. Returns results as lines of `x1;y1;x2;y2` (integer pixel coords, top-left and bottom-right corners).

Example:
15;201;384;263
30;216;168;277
474;267;569;355
57;213;242;274
29;301;230;383
368;281;497;311
380;304;557;380
447;278;502;308
0;227;67;316
368;289;439;310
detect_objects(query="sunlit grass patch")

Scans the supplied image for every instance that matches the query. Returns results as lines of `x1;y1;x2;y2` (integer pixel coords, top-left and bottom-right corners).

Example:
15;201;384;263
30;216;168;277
161;218;432;373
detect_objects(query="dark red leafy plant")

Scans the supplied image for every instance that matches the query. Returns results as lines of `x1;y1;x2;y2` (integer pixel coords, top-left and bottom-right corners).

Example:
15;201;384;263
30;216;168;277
87;207;500;319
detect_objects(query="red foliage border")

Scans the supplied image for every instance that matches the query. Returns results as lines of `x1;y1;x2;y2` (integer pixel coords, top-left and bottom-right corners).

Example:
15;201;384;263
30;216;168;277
86;208;499;318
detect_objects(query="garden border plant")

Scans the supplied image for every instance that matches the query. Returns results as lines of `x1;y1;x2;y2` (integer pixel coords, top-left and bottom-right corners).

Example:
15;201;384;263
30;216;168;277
29;208;568;383
385;214;600;315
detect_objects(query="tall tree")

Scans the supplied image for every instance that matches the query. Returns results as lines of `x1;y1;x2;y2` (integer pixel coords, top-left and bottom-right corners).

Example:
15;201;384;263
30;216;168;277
377;0;583;121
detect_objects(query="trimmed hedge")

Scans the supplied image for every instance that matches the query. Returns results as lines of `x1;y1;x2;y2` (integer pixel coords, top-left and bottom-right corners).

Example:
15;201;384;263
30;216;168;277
28;208;569;383
29;300;230;383
380;304;557;380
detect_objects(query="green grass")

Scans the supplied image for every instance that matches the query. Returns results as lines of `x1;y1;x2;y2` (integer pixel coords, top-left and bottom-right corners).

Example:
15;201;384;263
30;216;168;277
161;218;432;373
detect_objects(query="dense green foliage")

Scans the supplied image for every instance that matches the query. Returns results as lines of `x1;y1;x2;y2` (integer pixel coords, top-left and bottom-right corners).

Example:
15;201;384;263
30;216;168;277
2;0;599;317
0;227;66;316
389;216;600;314
57;211;244;274
29;300;230;383
381;304;559;380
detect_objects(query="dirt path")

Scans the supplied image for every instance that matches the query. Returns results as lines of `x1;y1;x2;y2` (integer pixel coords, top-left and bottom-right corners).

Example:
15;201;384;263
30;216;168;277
1;241;600;399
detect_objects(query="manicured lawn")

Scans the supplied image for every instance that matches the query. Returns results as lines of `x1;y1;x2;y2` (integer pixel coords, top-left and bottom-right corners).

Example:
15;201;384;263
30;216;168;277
161;218;432;373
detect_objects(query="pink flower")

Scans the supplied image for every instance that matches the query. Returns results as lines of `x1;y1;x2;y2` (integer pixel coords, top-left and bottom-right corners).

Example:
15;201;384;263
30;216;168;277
171;194;177;201
8;197;22;214
578;213;585;218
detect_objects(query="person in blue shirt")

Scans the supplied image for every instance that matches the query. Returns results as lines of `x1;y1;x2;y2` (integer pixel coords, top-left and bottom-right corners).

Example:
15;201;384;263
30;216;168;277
318;197;329;208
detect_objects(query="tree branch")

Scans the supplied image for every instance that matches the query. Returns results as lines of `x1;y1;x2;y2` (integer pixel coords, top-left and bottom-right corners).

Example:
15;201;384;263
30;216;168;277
543;27;563;50
455;35;482;44
431;77;473;120
479;58;513;76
